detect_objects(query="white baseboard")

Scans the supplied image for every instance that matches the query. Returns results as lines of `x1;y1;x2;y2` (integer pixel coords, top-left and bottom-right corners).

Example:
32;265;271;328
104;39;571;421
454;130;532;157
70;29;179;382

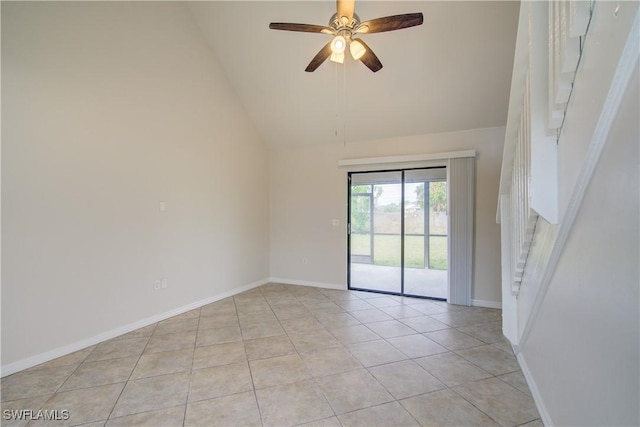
471;299;502;309
0;278;268;377
268;277;346;291
517;352;552;426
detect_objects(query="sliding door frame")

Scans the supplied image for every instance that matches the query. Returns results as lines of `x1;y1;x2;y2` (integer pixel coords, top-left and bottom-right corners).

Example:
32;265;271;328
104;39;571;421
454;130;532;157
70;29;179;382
347;166;447;300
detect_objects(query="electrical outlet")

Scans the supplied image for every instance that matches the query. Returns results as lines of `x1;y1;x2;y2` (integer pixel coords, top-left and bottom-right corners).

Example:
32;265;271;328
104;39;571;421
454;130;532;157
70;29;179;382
153;280;161;291
302;257;309;265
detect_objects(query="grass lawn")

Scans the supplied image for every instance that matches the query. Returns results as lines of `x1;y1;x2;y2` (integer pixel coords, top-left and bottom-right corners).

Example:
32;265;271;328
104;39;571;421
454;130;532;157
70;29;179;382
351;234;447;270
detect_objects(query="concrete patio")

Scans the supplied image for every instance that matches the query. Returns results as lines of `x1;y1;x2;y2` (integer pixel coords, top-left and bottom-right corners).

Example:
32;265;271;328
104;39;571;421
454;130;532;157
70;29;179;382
350;263;448;300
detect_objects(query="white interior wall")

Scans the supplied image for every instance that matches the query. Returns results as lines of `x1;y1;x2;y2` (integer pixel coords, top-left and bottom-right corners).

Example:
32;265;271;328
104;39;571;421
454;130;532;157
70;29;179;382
513;3;639;425
269;127;504;305
1;2;270;371
521;67;639;426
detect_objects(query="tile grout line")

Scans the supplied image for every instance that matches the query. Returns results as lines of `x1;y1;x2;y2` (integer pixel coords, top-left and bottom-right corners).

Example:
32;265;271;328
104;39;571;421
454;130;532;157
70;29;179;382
103;323;156;424
235;292;267;427
181;307;203;427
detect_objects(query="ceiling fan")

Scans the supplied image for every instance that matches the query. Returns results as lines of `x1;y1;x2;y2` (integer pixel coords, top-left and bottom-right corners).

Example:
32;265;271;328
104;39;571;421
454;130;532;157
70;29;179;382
269;0;423;73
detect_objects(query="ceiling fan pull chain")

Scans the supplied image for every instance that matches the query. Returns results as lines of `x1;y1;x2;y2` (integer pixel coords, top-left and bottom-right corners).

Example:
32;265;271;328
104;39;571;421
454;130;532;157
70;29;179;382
343;62;347;147
335;61;339;139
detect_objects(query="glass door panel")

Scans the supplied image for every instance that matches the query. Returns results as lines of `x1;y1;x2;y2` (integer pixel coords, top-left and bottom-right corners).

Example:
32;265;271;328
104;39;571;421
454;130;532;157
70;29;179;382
404;169;447;298
349;171;402;294
350;191;373;264
428;181;448;272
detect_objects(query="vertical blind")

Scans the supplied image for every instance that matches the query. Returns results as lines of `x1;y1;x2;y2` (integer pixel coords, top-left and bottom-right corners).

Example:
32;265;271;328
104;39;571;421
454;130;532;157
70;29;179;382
448;157;475;306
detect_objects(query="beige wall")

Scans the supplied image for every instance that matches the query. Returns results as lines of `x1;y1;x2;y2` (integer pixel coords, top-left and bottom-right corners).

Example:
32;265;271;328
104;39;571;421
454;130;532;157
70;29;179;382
269;127;505;305
2;2;270;369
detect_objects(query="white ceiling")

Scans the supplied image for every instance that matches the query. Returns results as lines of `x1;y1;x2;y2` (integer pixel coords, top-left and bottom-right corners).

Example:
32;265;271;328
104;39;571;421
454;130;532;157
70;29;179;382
188;1;519;149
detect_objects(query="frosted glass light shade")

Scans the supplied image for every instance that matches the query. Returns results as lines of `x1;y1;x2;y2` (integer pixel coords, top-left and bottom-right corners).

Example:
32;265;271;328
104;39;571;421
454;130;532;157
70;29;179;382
330;51;345;63
350;40;366;60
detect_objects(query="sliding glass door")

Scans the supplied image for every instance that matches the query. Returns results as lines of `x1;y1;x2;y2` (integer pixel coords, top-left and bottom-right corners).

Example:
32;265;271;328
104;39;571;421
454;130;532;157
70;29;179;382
403;169;448;299
349;171;402;294
348;168;447;299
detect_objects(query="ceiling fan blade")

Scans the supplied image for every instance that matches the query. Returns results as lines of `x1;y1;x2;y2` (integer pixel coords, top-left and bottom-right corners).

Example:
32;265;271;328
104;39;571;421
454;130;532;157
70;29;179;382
269;23;334;34
356;13;423;34
353;38;383;73
305;40;333;72
337;0;355;21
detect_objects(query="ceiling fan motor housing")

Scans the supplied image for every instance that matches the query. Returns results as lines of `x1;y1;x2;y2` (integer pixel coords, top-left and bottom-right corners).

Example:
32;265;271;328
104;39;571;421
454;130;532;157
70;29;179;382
330;12;361;36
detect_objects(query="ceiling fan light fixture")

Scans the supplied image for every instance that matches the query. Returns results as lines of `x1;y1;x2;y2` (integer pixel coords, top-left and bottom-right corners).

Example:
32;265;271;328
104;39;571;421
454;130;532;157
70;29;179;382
330;35;346;54
350;39;366;60
330;51;345;64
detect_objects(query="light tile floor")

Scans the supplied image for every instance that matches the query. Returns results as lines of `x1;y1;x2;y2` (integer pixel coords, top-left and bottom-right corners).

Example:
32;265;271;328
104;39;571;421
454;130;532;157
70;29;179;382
1;284;542;427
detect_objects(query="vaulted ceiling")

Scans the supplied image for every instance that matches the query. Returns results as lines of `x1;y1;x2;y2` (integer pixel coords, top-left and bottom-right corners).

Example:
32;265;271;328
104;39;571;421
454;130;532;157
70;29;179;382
188;1;520;149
